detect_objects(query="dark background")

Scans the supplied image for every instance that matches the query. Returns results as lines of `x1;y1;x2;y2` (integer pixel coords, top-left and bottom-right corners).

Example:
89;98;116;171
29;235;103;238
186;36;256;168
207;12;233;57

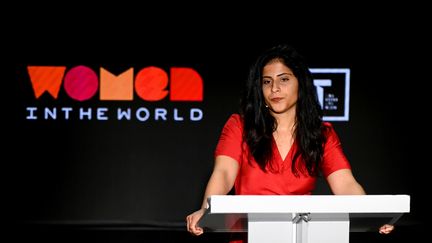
5;4;428;242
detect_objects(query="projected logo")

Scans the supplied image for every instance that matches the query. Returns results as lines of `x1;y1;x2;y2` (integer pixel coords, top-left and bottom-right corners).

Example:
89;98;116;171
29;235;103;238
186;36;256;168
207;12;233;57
25;66;204;122
310;68;350;121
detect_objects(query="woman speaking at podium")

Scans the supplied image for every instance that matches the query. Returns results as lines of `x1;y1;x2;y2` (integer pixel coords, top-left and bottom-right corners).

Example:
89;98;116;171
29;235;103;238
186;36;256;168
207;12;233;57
186;44;394;241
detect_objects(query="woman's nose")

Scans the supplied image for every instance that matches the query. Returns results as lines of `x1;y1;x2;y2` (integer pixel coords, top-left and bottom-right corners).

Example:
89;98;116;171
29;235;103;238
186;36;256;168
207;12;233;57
271;81;280;92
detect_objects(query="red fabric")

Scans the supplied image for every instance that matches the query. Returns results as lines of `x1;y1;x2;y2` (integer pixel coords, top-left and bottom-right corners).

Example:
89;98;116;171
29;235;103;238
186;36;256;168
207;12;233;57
215;114;351;196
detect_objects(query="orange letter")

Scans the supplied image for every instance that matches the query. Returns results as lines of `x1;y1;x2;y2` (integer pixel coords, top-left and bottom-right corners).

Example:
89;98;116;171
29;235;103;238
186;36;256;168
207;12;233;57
100;68;134;100
27;66;66;99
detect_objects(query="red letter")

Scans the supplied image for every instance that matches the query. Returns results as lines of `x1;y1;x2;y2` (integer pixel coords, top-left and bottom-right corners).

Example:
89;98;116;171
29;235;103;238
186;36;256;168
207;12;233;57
170;67;203;101
135;66;168;101
63;65;98;101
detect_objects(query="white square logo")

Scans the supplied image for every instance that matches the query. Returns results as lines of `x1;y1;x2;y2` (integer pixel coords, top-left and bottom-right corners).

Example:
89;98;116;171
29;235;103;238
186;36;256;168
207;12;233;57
310;68;350;121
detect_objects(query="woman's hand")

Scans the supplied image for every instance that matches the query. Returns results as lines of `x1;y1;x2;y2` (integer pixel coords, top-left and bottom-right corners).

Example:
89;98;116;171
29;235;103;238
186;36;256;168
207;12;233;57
379;224;394;234
186;208;206;236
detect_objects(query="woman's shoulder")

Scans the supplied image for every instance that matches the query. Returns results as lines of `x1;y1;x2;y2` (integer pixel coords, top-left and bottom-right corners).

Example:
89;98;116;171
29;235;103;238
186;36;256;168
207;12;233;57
224;113;243;128
322;121;337;135
322;122;341;141
322;121;333;128
229;113;241;121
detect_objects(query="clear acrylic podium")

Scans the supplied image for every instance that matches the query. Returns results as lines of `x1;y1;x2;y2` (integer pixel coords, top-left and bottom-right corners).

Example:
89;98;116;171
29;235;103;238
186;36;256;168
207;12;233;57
199;195;410;243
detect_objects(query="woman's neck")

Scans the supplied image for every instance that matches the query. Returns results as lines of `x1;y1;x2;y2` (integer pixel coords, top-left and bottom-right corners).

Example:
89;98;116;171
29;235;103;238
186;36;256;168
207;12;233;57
272;109;296;133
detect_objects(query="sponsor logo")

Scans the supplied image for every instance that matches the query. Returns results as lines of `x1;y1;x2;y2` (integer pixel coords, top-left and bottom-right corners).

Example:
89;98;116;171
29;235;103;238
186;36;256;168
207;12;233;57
311;68;350;121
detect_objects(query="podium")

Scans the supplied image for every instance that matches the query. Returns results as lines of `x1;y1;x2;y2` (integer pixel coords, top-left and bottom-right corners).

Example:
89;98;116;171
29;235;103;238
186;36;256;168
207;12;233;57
199;195;410;243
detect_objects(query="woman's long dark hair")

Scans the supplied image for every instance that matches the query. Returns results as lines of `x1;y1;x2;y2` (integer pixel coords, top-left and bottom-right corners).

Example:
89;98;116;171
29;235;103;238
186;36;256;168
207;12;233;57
240;44;325;177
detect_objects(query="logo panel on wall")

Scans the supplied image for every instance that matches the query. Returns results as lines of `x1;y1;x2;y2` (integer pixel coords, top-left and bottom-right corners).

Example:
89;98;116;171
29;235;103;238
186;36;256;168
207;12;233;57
311;69;350;121
23;65;204;122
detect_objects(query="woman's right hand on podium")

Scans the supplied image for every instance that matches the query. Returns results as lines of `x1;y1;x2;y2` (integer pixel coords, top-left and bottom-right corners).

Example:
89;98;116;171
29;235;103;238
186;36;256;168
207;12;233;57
379;224;395;234
186;208;206;236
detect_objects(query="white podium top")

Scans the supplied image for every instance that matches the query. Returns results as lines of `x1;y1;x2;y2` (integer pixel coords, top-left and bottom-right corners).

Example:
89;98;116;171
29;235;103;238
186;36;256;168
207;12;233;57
208;195;410;214
200;195;410;233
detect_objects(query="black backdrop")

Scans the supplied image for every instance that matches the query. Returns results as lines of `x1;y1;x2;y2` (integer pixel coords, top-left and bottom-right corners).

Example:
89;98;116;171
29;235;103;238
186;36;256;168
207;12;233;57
5;5;428;242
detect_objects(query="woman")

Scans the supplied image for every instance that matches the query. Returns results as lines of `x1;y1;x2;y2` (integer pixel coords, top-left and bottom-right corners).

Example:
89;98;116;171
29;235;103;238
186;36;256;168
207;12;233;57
186;44;394;239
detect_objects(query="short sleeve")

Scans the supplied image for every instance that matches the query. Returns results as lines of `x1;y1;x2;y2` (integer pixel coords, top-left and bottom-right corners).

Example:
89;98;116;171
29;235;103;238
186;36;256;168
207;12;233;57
214;114;243;163
321;122;352;178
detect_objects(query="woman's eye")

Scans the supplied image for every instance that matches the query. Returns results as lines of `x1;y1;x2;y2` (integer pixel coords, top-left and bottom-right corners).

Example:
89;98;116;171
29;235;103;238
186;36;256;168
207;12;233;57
262;80;271;85
281;77;289;82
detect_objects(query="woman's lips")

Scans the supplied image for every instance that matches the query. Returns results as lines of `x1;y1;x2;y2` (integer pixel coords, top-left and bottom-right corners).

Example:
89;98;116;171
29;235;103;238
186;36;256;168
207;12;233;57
270;97;283;102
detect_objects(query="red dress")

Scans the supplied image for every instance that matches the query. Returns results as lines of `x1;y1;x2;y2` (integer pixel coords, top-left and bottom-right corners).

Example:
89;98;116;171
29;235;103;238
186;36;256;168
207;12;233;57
214;114;351;243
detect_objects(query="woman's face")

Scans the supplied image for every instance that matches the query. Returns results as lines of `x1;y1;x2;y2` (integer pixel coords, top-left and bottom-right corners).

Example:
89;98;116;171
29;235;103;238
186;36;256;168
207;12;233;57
262;61;299;115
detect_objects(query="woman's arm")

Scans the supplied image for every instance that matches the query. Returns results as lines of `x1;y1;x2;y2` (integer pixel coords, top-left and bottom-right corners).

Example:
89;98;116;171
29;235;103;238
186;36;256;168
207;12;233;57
186;155;239;235
326;168;394;234
326;169;365;195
